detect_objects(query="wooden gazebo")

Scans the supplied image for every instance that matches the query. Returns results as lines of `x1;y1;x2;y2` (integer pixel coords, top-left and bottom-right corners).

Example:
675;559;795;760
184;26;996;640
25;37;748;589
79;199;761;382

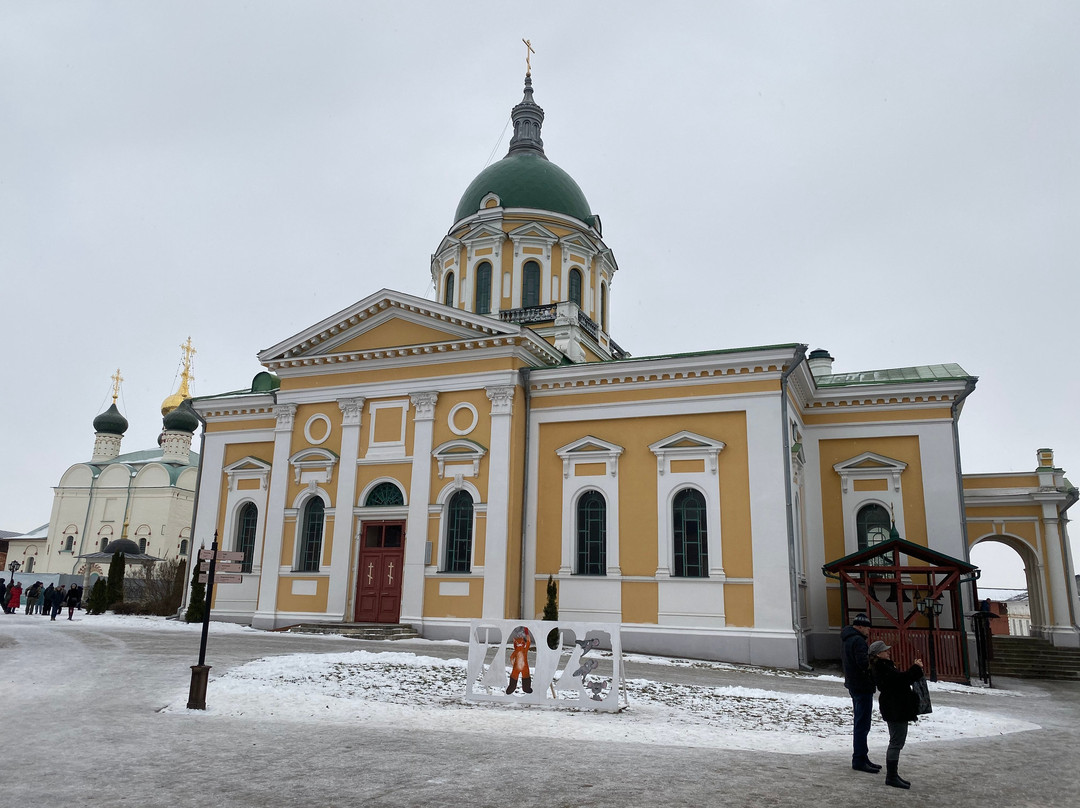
823;537;980;682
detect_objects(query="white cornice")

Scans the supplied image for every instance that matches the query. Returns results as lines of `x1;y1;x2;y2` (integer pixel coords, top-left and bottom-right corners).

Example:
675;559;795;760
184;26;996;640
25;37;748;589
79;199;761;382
528;346;800;393
266;337;561;376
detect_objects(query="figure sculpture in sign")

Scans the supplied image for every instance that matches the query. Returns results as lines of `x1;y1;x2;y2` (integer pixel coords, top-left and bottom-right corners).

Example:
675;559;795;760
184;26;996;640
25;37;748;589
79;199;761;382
506;628;533;694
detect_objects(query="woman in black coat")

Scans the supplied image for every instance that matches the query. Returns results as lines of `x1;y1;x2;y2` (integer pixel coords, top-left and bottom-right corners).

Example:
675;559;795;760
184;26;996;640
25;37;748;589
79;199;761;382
868;640;924;790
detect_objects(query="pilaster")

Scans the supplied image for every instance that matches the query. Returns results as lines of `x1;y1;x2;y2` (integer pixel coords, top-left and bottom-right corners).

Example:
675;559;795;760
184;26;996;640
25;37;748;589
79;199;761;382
401;392;438;624
482;385;516;618
252;403;297;629
326;397;364;621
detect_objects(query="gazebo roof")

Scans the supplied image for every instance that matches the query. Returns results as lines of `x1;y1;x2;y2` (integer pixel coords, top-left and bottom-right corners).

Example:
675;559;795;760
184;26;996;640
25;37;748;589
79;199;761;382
823;537;977;575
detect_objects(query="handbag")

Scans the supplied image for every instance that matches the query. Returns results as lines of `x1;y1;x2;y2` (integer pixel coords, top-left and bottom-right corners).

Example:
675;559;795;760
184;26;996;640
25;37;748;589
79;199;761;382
912;677;932;715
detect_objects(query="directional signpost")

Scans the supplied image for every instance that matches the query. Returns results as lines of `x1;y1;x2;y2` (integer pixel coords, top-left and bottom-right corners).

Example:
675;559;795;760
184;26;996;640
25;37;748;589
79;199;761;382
187;534;244;710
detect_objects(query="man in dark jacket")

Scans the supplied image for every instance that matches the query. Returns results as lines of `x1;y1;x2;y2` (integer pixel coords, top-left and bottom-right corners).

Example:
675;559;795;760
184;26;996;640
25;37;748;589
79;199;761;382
841;612;879;774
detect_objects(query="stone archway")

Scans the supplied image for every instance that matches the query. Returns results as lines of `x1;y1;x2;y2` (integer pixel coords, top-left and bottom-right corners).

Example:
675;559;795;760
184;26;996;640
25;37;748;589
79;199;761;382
970;534;1045;634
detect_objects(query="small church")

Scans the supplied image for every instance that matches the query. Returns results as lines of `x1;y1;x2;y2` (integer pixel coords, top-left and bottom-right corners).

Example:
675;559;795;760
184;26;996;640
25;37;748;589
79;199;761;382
188;69;1080;673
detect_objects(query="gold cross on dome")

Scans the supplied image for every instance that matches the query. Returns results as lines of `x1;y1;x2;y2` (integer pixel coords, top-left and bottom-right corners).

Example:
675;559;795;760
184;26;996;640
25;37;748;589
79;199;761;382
522;38;535;76
110;368;123;403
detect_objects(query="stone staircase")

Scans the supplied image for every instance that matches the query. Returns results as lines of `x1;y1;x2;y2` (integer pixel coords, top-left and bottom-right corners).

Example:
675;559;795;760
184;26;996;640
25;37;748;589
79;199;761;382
284;622;422;641
989;635;1080;680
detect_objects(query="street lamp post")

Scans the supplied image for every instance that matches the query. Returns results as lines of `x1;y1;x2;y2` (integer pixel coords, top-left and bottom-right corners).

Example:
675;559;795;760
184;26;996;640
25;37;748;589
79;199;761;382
916;596;944;681
7;560;20;585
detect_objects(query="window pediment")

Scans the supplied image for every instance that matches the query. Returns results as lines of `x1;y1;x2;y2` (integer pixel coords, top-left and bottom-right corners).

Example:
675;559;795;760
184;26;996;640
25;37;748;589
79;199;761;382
556;436;624;479
432;439;487;479
834;452;907;493
649;431;726;475
289;448;338;486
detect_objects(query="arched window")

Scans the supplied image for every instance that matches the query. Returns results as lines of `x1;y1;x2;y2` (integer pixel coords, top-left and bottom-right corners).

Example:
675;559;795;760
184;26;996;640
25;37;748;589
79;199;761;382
857;504;892;551
474;262;492;314
444;271;455;306
444;490;474;572
100;538;108;551
575;490;606;575
673;488;708;577
25;557;34;573
64;536;74;552
365;482;404;507
179;539;188;556
522;261;541;307
298;498;325;572
568;268;583;307
600;282;608;331
236;502;258;573
138;538;147;553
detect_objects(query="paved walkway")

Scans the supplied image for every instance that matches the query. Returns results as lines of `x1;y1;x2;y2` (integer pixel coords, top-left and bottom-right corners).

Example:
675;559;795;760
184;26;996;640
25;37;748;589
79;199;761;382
1;616;1077;807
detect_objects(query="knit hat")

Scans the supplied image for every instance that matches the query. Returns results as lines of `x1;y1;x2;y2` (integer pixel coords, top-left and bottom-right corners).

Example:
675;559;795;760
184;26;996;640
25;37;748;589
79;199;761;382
852;613;872;627
868;640;891;656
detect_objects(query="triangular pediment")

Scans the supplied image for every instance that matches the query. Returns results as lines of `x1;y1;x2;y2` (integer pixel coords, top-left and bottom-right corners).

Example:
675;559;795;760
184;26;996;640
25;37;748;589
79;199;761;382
556;436;624;457
223;457;272;474
257;289;523;363
508;222;559;242
834;452;908;475
649;431;726;454
460;222;506;243
558;232;598;257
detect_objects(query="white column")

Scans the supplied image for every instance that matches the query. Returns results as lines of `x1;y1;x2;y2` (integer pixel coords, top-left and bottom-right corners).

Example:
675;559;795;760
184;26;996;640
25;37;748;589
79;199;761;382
1037;497;1080;646
326;397;364;622
251;403;297;630
400;392;438;625
483;385;515;618
185;431;227;611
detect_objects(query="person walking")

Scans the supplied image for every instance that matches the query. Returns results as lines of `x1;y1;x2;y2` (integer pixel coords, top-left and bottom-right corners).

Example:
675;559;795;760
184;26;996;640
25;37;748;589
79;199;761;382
66;584;81;620
42;584;55;617
841;612;879;774
0;580;8;614
7;581;23;614
51;585;66;620
869;640;925;790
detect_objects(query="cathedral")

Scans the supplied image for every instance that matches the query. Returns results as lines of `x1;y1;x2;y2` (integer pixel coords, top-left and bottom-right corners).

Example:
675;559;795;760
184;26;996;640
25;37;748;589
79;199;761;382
188;72;1080;671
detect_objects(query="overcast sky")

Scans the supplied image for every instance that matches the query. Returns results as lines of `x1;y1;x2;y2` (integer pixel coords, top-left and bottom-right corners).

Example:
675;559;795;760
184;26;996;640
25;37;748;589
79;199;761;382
2;2;1077;588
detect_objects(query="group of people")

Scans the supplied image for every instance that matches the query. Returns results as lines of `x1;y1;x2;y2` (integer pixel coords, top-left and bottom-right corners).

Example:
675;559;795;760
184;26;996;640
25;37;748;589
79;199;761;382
842;611;926;790
1;579;83;620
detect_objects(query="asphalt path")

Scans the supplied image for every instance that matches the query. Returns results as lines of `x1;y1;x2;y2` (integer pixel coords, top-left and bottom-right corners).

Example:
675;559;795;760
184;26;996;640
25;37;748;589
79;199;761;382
1;615;1077;807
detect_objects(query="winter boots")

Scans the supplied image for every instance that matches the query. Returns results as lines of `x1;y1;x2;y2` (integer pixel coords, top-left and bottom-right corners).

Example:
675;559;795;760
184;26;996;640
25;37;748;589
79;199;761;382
885;762;910;789
505;677;533;695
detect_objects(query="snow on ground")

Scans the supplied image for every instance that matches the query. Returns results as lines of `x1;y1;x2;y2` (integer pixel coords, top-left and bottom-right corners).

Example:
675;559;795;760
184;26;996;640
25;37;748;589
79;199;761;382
67;614;1030;754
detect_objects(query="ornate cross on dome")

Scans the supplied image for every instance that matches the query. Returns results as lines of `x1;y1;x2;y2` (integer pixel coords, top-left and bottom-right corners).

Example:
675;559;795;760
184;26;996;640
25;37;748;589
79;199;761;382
522;38;534;76
178;336;196;397
110;368;123;403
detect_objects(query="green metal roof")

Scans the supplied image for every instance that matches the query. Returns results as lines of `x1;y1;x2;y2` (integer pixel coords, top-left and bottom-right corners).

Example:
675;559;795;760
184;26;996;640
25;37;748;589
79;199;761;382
816;363;975;387
454;152;593;226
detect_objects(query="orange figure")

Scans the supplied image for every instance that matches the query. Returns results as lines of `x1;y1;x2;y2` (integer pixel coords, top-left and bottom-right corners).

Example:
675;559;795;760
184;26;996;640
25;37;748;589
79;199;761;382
506;629;533;694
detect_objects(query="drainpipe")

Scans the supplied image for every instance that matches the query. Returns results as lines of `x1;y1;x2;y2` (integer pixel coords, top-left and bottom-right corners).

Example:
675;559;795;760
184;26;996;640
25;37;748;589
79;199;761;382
781;345;810;670
517;367;532;620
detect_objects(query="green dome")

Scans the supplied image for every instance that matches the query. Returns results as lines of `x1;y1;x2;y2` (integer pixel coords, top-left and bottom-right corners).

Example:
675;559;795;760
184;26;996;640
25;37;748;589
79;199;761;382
454;152;593;226
162;399;199;433
93;403;129;436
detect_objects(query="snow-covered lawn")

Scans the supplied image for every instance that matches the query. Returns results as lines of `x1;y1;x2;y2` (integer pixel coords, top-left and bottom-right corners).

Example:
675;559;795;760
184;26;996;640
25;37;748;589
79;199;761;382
72;614;1032;755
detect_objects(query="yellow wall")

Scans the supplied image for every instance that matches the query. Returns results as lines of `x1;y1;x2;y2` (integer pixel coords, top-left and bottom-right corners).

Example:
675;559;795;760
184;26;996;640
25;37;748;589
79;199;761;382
424;577;484;617
534;411;752;579
724;583;754;626
277;577;329;612
818;435;927;562
622;581;658;624
334;318;458;352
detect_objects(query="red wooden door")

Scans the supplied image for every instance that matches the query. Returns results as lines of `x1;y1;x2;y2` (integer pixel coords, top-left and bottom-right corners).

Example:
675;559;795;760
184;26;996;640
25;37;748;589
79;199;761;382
354;521;405;623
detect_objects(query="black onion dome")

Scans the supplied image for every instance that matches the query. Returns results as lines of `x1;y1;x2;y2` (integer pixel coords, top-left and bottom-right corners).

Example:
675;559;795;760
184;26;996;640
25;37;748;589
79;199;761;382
93;403;129;435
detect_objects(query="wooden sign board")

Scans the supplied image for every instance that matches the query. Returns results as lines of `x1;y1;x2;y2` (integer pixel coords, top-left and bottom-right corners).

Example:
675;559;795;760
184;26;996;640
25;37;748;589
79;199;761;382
198;549;215;560
199;561;243;573
198;574;242;584
216;551;246;561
